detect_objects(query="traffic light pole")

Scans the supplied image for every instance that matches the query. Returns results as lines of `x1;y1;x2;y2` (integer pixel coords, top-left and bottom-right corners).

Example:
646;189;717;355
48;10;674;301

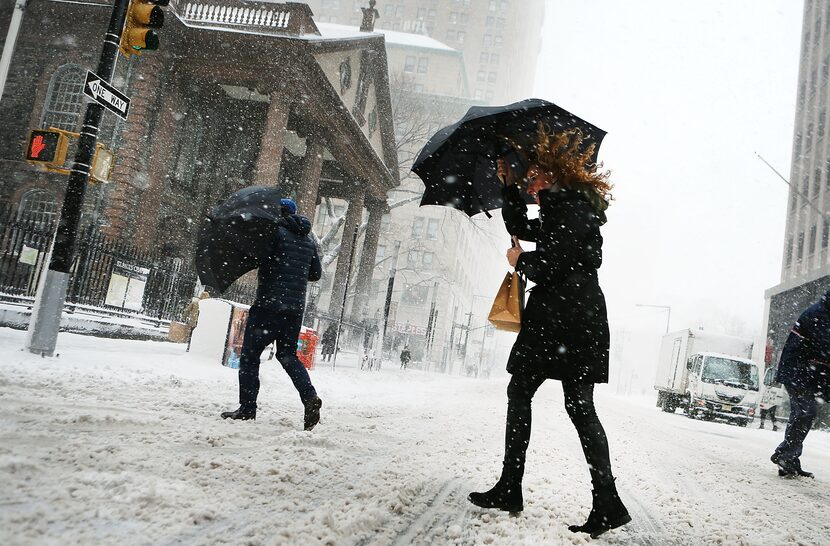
26;0;130;356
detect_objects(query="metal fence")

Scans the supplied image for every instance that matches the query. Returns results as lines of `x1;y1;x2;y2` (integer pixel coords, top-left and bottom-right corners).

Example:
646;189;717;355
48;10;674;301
0;205;256;323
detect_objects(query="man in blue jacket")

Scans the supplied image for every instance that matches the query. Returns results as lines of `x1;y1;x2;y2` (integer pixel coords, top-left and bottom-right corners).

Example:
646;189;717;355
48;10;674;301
222;199;323;430
770;289;830;478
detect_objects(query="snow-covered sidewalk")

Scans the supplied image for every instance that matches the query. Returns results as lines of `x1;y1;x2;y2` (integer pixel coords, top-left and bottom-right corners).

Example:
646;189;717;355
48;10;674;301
0;327;828;545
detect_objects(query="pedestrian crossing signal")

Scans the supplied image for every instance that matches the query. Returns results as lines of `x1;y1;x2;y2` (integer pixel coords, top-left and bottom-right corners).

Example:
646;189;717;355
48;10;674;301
25;129;69;166
120;0;170;56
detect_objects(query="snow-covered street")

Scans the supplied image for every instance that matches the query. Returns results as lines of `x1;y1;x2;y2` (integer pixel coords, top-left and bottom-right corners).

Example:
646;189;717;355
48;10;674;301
1;327;828;546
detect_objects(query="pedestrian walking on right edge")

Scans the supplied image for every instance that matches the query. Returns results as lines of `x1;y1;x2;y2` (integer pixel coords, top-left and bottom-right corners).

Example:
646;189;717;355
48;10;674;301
221;199;324;431
468;126;630;539
770;289;830;478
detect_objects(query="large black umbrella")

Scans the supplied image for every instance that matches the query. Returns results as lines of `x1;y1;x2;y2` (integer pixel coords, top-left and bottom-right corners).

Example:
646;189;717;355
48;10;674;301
195;186;283;293
412;98;606;217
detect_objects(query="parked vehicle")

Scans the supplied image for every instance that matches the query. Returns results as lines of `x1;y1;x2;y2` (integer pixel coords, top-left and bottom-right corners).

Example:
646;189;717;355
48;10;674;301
654;329;760;426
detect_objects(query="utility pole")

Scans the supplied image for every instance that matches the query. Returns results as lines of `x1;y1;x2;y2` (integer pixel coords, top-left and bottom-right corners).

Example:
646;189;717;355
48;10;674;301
0;0;28;103
461;311;473;374
26;0;132;356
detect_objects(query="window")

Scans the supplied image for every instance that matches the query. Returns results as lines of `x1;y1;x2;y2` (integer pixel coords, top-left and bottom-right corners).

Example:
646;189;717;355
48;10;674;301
384;4;395;16
411;217;425;238
428;9;436;19
485;90;495;101
376;244;387;264
449;11;458;23
483;34;493;46
814;168;822;198
474;89;484;99
823;219;829;249
480;52;489;63
819;110;827;140
402;284;429;305
494;35;503;47
490;53;500;65
810;68;818;101
422;252;434;269
381;214;391;232
446;29;456;41
485;15;494;26
404;56;416;72
488;72;497;83
806;122;814;151
786;236;793;266
407;250;422;268
459;13;469;24
809;224;817;254
417;57;429;74
18;190;59;225
488;0;497;11
477;70;486;82
417;7;427;18
426;218;439;240
456;31;465;43
41;64;85;131
797;231;805;260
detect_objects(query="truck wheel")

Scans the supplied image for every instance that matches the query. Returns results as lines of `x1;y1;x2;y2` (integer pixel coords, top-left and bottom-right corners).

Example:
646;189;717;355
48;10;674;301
661;397;675;413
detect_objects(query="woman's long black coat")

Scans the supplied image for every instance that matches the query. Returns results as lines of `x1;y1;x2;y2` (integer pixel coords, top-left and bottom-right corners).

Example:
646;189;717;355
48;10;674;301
502;185;609;383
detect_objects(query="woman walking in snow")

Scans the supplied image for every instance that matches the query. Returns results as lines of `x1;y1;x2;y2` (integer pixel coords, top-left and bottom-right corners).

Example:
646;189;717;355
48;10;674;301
468;126;630;538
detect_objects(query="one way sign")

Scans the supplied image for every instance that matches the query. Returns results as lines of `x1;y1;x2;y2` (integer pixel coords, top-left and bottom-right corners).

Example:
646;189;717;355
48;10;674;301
83;70;130;120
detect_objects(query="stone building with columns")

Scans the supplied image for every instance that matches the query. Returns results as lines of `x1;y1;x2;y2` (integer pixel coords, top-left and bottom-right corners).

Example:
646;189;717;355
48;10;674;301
0;1;398;321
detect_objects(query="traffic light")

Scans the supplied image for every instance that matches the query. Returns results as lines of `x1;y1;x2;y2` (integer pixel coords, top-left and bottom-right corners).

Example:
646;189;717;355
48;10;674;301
120;0;169;56
25;129;69;167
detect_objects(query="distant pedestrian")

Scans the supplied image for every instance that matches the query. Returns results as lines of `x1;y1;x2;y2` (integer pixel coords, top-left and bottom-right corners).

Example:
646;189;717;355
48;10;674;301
321;326;336;362
182;291;210;351
759;366;782;432
400;346;412;369
221;198;324;431
469;127;630;539
770;289;830;478
759;405;779;431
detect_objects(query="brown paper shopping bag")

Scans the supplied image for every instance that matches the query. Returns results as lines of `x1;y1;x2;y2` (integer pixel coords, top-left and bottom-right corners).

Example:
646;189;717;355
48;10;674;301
487;271;525;333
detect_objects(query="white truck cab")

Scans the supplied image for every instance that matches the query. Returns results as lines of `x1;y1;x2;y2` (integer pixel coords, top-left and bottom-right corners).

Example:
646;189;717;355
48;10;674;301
684;352;760;426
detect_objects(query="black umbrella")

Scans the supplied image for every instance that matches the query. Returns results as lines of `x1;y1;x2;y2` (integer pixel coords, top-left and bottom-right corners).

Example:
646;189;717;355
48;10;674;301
412;98;606;217
195;186;283;293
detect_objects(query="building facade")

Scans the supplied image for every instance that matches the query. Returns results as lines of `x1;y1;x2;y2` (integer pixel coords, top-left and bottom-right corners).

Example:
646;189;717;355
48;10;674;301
305;0;545;105
0;0;399;323
763;0;830;370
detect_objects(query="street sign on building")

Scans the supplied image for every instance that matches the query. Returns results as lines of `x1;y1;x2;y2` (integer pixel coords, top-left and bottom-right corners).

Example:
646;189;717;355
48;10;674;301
83;70;130;120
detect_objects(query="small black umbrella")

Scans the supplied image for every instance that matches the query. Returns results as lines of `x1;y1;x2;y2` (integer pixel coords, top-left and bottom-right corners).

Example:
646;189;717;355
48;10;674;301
412;98;606;217
195;186;283;293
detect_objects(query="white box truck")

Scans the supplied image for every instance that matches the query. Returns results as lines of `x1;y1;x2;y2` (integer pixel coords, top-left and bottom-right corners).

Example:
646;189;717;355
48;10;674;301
654;329;760;426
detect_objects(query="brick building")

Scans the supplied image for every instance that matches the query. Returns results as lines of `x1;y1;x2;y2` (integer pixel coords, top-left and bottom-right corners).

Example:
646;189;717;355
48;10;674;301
0;1;399;312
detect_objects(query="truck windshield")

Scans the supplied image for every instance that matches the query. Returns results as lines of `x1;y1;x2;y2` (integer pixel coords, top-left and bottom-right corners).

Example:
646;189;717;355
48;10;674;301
701;357;759;391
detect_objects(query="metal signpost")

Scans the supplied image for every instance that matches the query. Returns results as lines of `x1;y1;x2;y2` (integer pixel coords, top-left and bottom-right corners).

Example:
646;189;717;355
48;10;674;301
25;0;132;356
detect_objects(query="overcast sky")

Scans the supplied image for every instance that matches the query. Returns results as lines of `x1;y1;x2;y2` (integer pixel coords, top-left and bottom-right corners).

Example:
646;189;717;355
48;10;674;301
531;0;804;343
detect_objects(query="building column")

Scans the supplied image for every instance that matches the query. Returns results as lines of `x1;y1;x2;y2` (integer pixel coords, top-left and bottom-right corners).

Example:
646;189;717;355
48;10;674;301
351;202;385;322
254;91;290;187
328;191;365;317
295;134;325;216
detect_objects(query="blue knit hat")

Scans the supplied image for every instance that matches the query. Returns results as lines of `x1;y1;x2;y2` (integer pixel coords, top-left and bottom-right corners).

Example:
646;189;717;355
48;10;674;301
280;198;297;215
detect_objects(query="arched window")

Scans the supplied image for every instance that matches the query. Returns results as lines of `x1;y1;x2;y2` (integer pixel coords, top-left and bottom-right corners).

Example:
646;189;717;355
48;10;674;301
18;189;59;225
40;64;85;131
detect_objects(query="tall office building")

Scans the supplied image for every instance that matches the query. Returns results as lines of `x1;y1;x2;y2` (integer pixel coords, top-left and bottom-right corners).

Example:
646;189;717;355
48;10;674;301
306;0;545;104
763;0;830;368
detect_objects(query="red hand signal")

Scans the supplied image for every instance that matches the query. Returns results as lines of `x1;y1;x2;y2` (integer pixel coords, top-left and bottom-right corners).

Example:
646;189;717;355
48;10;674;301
30;135;47;158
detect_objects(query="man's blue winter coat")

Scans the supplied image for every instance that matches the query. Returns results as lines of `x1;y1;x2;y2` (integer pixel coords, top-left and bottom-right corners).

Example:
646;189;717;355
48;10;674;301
253;214;321;313
776;290;830;398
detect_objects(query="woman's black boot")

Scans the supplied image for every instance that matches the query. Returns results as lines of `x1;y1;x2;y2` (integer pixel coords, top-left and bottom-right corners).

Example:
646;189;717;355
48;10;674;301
568;479;631;538
468;466;524;513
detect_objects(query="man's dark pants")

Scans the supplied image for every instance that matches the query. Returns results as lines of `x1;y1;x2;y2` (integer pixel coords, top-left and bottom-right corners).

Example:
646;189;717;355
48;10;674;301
238;305;317;412
774;386;818;462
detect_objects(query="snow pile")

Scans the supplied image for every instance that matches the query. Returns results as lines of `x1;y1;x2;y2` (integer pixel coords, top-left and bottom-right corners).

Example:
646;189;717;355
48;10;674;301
0;327;828;545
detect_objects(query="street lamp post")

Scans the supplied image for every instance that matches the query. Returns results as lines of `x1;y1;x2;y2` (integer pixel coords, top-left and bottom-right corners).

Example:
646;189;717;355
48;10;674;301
635;303;671;334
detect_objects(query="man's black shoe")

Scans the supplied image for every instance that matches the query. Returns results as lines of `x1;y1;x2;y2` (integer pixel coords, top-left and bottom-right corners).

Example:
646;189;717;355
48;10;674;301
221;408;256;420
304;397;322;431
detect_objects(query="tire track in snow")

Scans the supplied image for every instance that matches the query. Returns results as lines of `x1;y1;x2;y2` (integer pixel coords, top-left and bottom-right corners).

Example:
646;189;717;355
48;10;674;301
616;485;669;546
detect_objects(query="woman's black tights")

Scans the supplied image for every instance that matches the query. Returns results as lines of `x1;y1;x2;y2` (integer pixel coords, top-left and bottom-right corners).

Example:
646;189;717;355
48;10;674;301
502;372;613;486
